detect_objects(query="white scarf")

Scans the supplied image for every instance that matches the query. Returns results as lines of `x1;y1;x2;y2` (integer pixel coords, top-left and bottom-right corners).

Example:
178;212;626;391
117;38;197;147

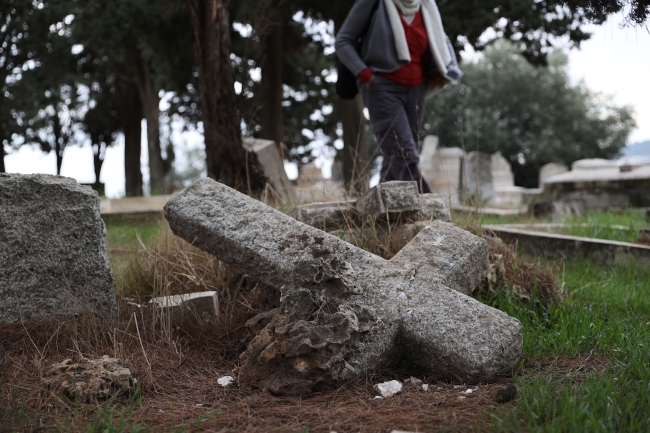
392;0;421;16
386;0;452;76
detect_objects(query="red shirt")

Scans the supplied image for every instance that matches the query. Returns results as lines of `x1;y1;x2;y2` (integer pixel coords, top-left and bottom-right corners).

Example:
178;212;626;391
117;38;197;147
380;11;428;87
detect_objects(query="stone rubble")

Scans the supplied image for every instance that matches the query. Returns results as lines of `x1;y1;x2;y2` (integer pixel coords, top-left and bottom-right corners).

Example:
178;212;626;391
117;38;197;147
165;178;523;396
42;356;136;403
0;174;117;323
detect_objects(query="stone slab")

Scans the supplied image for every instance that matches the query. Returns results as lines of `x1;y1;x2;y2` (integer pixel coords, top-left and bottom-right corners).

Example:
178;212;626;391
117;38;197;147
464;152;494;202
289;200;357;232
356;181;421;219
484;224;650;264
242;137;292;203
165;179;522;396
0;174;117;323
150;291;219;320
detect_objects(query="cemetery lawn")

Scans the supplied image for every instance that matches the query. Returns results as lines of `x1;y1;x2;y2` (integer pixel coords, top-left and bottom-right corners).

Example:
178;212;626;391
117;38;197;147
2;218;649;432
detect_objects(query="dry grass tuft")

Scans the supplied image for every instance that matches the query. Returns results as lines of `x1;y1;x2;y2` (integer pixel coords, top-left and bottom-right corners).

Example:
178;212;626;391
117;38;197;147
482;235;564;304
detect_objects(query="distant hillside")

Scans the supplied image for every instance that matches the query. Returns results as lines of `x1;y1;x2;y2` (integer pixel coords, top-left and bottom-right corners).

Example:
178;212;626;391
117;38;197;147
623;141;650;157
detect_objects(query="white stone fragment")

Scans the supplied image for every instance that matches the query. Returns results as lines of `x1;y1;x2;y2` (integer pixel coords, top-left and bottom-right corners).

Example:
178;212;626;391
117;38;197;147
376;380;403;397
465;388;473;394
405;376;422;384
422;384;429;391
217;375;234;387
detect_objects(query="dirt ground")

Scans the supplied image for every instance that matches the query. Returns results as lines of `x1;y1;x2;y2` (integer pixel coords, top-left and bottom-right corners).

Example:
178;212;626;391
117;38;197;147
0;304;608;433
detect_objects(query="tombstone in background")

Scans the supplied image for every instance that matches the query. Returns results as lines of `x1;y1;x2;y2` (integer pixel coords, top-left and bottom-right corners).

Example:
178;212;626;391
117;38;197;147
242;137;292;203
464;151;494;203
420;136;464;203
539;163;569;188
542;158;650;209
298;162;324;185
293;163;346;203
0;174;117;323
491;152;525;206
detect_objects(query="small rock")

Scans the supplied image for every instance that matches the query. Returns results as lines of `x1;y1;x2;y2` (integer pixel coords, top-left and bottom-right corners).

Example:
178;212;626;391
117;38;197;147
496;383;517;403
373;396;384;400
405;376;422;384
421;384;429;391
375;380;402;398
457;395;466;401
42;356;135;403
453;384;466;389
217;376;234;387
464;388;473;394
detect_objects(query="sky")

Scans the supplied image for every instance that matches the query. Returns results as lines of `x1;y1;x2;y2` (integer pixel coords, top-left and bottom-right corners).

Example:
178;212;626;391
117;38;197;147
5;12;650;198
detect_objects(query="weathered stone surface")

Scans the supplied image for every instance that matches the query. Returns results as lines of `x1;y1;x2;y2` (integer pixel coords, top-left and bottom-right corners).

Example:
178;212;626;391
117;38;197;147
0;174;117;323
43;356;136;403
165;178;522;396
418;194;451;222
242;137;292;203
289;200;357;232
356;181;421;219
150;291;219;321
420;136;465;204
464;152;494;202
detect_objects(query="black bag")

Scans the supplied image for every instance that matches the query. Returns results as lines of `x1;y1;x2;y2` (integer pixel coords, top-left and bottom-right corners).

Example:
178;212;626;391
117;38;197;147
336;2;378;100
336;49;361;100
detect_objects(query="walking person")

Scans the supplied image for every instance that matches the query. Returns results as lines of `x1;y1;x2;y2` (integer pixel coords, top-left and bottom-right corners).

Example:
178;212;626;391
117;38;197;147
335;0;462;193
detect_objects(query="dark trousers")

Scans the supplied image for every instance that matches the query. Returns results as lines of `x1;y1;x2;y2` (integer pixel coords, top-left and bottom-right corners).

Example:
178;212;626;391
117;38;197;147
361;75;432;193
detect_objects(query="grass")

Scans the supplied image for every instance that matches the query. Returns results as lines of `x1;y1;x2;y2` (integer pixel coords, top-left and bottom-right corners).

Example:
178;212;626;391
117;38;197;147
483;256;650;432
558;210;648;243
2;211;649;432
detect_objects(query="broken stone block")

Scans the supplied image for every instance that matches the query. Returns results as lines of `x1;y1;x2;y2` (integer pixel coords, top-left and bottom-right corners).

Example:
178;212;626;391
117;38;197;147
149;291;219;321
356;181;421;219
0;174;117;323
164;178;522;396
289;200;357;232
242;137;292;203
43;356;136;403
418;194;452;222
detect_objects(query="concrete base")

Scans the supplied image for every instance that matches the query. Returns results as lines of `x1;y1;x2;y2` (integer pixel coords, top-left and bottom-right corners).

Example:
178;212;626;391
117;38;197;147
484;224;650;264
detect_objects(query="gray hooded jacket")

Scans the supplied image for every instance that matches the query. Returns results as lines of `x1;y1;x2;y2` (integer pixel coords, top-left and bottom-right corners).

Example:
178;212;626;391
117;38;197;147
335;0;462;96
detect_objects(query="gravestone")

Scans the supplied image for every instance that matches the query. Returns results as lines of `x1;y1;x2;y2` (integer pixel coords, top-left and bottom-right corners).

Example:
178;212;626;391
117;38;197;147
491;152;524;206
464;151;494;202
420;136;464;203
242;137;292;203
0;174;117;323
165;178;522;396
539;163;569;188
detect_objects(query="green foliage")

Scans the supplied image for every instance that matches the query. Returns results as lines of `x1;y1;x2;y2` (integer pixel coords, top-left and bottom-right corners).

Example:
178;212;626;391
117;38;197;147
425;41;636;187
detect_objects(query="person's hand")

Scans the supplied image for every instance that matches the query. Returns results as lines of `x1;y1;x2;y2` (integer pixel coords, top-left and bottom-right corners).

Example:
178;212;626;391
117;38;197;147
430;75;450;87
365;74;375;88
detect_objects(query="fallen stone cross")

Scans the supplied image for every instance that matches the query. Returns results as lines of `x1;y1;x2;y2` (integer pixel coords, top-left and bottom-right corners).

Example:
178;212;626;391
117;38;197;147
164;178;522;396
0;174;117;323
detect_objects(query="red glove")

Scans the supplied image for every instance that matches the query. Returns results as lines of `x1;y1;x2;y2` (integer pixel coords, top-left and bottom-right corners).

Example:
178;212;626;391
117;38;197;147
357;68;374;85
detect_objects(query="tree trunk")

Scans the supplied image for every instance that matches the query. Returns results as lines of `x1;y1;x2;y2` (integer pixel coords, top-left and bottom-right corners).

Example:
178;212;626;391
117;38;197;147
133;58;166;195
259;15;285;147
0;147;5;173
340;94;369;193
185;0;264;191
53;114;64;175
335;9;369;194
123;86;143;197
92;141;105;185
